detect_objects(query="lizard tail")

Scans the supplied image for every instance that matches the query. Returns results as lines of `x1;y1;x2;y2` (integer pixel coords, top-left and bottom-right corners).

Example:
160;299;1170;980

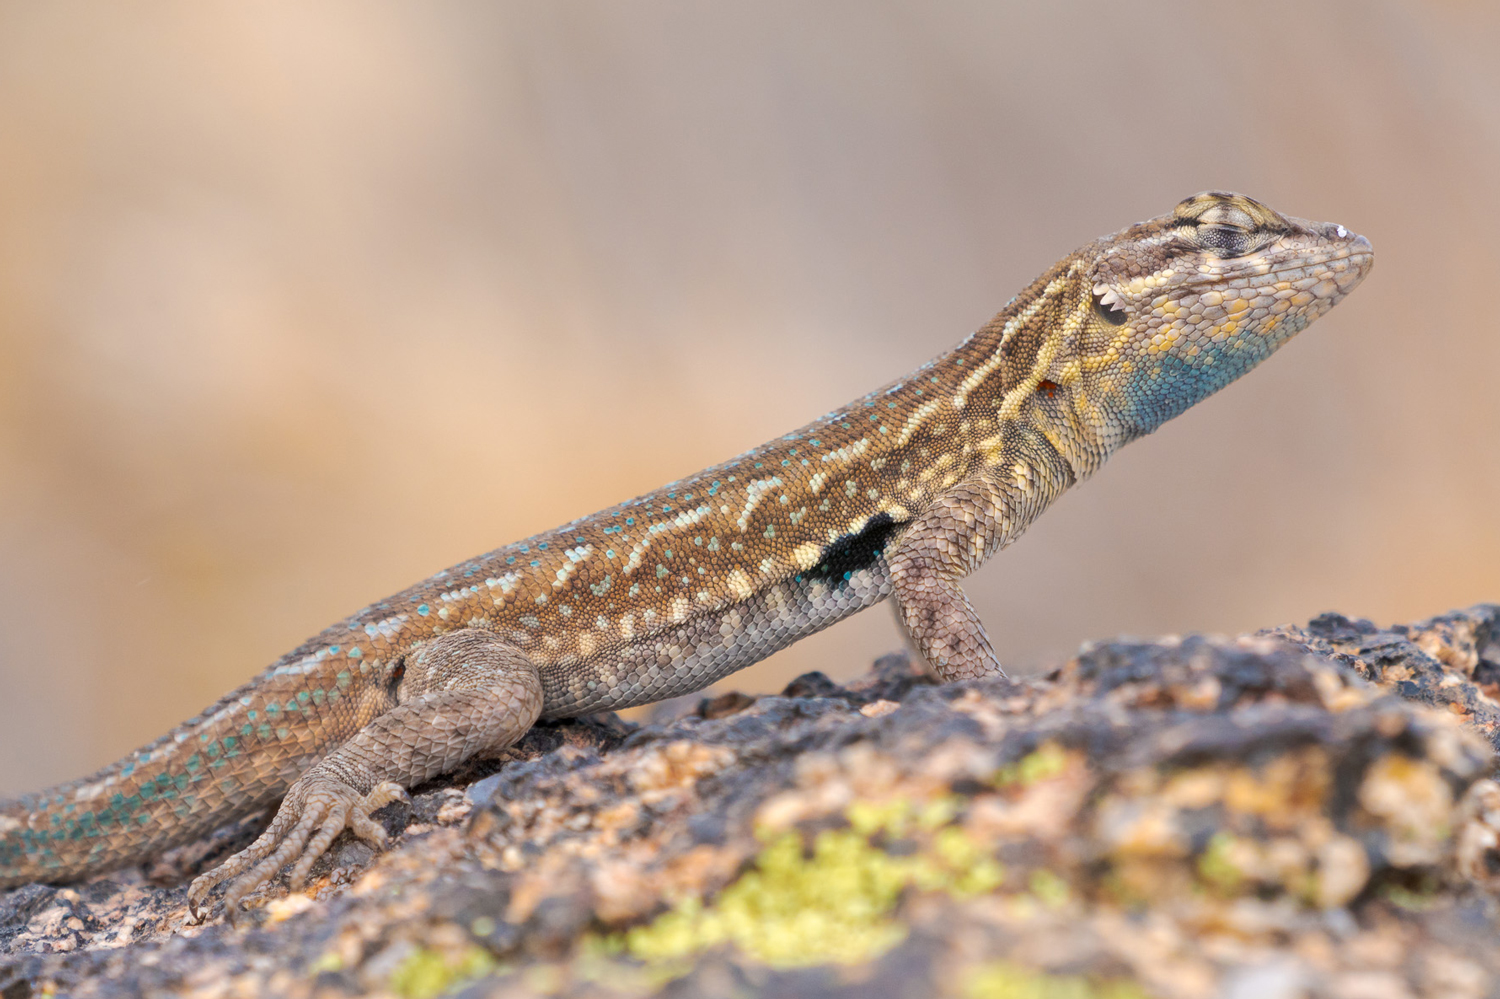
0;676;324;888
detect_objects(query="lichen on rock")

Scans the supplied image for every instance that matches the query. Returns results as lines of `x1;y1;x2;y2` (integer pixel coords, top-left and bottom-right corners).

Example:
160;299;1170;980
6;607;1500;998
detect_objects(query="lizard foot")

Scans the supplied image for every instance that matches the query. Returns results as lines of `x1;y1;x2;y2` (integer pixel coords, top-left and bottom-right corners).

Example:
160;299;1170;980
187;775;407;923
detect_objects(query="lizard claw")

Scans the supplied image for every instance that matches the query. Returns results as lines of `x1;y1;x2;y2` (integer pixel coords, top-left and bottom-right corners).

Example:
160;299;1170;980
187;776;407;923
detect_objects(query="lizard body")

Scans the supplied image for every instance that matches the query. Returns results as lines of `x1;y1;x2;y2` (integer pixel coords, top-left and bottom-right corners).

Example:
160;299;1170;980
0;193;1372;919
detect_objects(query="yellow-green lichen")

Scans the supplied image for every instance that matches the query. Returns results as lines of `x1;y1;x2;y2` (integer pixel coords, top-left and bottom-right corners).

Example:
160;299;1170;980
618;797;1004;970
965;961;1148;999
1196;832;1243;895
1380;877;1442;912
1027;869;1070;909
389;945;496;999
993;743;1070;788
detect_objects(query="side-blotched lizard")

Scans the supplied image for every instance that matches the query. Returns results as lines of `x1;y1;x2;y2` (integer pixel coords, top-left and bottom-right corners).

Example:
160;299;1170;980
0;193;1373;920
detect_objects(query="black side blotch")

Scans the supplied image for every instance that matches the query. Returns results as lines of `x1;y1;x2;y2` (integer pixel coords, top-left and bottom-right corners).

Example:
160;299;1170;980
805;512;899;588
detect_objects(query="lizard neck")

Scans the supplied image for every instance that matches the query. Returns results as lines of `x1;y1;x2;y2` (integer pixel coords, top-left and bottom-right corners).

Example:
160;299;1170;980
891;256;1117;507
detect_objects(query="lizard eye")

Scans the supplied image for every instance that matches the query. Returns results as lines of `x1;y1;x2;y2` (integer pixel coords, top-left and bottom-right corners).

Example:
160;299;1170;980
1091;285;1129;326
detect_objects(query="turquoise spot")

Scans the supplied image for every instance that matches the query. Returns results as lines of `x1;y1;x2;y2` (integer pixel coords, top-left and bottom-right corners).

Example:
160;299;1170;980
538;542;548;550
276;727;289;740
266;703;281;718
258;723;272;739
328;645;340;654
349;647;362;658
297;691;310;704
336;670;351;688
506;555;516;564
781;459;790;466
418;604;430;616
312;689;325;705
328;689;340;703
531;560;541;567
626;517;635;525
606;550;616;558
247;709;258;722
240;724;253;738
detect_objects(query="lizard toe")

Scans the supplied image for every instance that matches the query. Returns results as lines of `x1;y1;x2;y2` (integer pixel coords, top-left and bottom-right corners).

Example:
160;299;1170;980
347;781;408;847
188;773;400;922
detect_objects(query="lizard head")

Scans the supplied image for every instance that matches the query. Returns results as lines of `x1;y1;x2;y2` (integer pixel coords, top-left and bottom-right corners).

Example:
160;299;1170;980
1067;191;1373;445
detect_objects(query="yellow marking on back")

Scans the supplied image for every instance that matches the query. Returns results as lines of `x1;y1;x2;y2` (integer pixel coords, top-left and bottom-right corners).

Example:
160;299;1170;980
954;277;1064;409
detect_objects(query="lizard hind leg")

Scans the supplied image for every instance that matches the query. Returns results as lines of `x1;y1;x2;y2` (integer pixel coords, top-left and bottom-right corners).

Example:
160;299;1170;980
187;628;544;923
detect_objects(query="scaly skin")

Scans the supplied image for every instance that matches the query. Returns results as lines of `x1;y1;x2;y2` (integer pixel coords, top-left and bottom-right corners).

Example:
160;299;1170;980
0;193;1373;920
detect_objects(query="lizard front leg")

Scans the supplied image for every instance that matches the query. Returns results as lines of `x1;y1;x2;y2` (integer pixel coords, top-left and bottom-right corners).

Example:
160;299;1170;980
889;453;1069;681
187;628;543;922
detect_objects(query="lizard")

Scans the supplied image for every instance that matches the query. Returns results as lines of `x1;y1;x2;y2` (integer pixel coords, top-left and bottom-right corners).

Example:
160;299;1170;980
0;192;1373;921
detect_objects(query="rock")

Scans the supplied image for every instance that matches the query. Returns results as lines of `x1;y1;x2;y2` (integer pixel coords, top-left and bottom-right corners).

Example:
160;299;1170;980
6;610;1500;998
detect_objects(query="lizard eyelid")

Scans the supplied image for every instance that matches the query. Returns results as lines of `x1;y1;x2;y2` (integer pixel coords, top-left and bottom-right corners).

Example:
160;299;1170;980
1090;285;1129;326
1195;224;1250;257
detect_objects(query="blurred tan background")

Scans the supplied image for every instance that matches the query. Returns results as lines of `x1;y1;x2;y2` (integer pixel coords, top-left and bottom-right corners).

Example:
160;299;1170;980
2;1;1498;795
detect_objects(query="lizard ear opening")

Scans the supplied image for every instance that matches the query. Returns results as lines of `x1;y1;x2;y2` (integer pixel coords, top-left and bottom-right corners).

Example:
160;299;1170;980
1091;286;1129;326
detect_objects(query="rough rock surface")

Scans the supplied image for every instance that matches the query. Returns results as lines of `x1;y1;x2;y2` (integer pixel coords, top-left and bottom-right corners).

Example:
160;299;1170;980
7;606;1500;999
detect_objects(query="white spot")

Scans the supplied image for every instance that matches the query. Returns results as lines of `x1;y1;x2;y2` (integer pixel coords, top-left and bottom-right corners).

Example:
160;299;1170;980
727;569;756;599
737;476;785;531
820;438;870;466
486;572;521;596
